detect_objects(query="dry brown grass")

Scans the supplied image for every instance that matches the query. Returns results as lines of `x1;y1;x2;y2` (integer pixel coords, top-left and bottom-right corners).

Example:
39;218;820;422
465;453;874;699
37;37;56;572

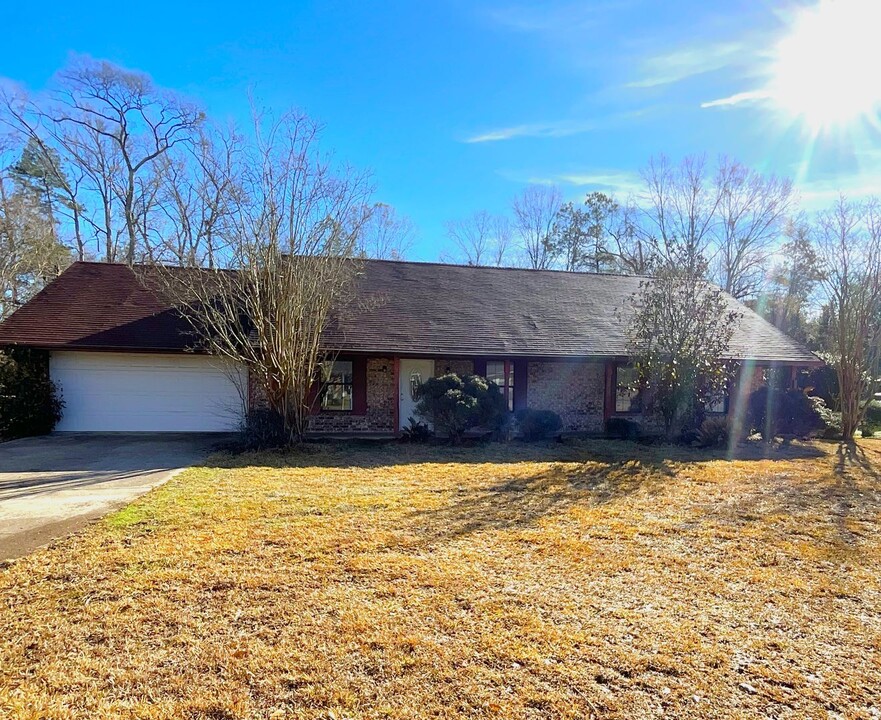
1;438;881;719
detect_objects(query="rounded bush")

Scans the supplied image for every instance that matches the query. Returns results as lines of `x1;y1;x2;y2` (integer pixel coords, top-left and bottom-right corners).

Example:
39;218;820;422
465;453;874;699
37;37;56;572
415;373;506;442
747;386;825;440
605;417;642;441
0;348;64;439
515;408;562;441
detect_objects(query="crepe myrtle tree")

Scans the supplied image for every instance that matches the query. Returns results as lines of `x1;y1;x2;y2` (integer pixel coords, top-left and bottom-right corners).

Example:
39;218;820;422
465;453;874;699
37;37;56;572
626;259;741;440
816;196;881;441
146;107;372;444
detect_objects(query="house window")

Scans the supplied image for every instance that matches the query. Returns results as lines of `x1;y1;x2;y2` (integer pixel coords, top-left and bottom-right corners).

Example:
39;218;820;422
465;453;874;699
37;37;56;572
706;394;728;414
486;359;514;412
615;364;641;414
320;360;353;411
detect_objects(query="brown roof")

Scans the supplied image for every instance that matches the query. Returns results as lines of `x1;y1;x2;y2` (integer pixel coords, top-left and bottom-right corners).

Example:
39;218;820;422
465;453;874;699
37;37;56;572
0;259;820;364
0;262;196;352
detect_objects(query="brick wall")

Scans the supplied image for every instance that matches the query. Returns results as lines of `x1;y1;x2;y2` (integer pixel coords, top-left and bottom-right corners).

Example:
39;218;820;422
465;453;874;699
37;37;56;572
434;358;474;376
526;360;606;433
308;357;396;434
248;370;268;410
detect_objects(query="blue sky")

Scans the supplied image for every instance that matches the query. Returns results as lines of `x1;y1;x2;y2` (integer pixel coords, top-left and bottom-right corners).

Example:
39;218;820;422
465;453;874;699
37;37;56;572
3;0;880;260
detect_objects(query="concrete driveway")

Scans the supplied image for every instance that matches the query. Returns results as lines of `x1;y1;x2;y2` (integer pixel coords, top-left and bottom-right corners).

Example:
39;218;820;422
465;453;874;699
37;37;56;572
0;433;224;562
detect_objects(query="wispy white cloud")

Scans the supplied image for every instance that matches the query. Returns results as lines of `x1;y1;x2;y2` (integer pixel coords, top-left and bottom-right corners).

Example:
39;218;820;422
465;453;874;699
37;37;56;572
464;108;650;144
626;41;748;89
464;119;597;143
700;89;770;109
509;169;643;196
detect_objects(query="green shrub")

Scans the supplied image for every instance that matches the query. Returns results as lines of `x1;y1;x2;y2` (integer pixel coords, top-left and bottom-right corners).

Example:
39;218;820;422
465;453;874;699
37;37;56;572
860;401;881;436
747;386;825;441
799;363;838;409
814;400;842;439
697;416;729;448
0;348;64;439
400;416;433;442
515;408;562;441
605;417;641;441
415;373;506;443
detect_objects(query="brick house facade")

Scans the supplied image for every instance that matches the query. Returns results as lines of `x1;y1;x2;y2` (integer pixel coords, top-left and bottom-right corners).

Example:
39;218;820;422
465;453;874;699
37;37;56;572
295;356;779;437
0;260;821;435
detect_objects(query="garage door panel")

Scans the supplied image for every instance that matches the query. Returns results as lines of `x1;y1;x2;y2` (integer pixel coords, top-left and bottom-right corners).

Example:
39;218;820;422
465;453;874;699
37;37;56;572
50;352;245;432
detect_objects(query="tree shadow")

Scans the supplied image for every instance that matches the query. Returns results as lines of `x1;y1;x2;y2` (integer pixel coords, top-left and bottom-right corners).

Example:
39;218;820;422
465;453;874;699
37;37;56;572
834;441;881;482
823;441;881;548
203;436;878;554
696;440;881;555
204;436;827;471
401;457;678;545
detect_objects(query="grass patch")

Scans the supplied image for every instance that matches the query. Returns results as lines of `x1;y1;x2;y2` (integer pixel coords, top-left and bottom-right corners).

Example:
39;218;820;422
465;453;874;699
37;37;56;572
104;503;153;529
1;438;880;718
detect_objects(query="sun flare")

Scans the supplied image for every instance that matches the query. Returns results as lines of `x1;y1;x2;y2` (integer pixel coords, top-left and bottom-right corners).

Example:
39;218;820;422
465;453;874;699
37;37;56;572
770;0;881;130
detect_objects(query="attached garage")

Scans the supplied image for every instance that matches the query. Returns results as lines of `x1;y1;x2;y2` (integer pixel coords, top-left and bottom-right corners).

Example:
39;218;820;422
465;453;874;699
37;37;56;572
50;352;246;432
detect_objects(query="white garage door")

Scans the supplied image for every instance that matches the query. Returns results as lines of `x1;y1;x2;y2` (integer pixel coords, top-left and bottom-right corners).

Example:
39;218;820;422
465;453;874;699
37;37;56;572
50;352;246;432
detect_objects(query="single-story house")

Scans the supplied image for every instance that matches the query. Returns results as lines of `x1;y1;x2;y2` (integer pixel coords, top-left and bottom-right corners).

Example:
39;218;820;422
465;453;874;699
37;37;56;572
0;259;820;435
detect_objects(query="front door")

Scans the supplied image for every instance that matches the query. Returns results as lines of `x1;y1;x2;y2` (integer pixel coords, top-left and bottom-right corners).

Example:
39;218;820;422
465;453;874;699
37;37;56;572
399;358;435;430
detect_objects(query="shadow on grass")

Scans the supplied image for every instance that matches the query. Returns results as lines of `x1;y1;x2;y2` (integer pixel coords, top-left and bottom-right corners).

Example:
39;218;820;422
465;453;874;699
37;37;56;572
407;442;881;549
200;437;881;551
835;441;881;481
401;458;679;543
204;436;828;471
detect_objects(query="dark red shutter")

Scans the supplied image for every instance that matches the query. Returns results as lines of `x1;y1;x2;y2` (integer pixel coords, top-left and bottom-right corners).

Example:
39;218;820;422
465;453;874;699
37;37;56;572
473;358;487;377
352;356;368;415
603;362;615;421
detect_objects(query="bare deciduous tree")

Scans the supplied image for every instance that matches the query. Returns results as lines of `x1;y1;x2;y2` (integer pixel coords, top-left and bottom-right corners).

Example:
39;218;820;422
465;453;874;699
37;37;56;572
357;203;416;260
488;215;513;267
512;185;562;269
60;120;125;261
640;154;721;272
147;109;372;442
49;57;204;263
605;200;656;275
816;196;881;441
155;124;243;267
1;58;204;265
713;158;793;299
446;210;496;265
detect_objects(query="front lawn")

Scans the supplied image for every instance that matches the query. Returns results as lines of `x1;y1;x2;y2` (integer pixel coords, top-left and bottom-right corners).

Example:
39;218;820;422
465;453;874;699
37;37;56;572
1;439;880;718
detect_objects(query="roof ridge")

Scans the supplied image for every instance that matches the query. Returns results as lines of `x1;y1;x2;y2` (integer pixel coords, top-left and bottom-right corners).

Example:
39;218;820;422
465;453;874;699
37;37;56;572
79;256;658;281
352;256;658;279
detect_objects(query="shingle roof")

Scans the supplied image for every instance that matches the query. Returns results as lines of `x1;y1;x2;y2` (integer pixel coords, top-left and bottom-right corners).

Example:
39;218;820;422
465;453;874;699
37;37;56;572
0;262;195;352
0;259;820;364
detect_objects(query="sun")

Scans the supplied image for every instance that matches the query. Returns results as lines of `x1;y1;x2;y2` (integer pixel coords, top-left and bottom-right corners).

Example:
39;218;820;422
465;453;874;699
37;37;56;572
769;0;881;131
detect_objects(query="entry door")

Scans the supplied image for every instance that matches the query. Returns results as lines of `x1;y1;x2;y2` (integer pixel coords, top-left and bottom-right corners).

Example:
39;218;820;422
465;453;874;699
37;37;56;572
399;359;435;430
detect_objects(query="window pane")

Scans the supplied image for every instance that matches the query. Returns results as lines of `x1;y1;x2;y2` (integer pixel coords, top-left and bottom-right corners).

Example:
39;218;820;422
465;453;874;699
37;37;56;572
707;395;727;413
321;360;354;411
330;361;353;384
322;384;352;411
615;365;640;414
486;361;505;386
